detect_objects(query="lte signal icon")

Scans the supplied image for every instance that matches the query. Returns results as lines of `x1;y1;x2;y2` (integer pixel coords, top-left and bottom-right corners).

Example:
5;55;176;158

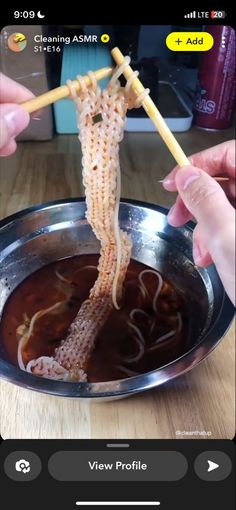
184;11;196;18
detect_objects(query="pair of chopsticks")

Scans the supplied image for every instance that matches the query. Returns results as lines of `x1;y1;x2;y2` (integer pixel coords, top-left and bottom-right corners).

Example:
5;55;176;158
21;47;229;183
22;48;188;167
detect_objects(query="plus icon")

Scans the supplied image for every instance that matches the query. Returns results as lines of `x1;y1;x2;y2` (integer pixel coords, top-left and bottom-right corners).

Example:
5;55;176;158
175;37;182;45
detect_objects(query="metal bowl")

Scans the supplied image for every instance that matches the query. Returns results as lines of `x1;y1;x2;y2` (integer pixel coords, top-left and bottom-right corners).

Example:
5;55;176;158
0;199;234;400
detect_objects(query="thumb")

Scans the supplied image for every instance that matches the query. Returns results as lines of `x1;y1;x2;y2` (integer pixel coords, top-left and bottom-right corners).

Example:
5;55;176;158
0;104;30;150
175;165;235;304
175;165;234;237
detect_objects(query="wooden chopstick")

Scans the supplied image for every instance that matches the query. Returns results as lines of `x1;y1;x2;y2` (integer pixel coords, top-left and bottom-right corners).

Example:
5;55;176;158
21;66;113;114
111;47;190;168
157;177;230;183
209;177;230;182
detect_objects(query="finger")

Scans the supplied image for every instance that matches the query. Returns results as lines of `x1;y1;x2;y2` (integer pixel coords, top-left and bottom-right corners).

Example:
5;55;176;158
0;72;34;103
192;224;213;267
162;166;179;191
167;195;193;227
189;140;235;178
31;108;42;120
0;104;30;149
0;138;17;157
175;165;234;235
175;165;235;304
162;140;235;191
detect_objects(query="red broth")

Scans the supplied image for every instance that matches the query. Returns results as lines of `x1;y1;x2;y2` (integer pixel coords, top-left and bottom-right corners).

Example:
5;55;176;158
0;255;188;382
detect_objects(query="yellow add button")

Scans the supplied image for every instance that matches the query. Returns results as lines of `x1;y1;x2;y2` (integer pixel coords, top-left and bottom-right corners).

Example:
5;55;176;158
166;32;214;51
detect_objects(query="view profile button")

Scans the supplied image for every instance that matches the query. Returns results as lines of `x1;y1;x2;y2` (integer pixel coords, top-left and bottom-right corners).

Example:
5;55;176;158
48;451;188;482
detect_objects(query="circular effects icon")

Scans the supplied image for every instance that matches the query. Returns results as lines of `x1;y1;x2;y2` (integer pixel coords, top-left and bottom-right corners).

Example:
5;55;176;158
8;33;27;52
15;459;31;474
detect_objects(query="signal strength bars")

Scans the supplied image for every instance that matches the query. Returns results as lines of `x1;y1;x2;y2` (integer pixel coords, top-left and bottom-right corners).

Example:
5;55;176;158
184;11;196;18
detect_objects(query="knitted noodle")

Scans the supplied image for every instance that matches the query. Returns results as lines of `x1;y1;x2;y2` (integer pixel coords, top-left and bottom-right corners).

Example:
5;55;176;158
22;70;133;381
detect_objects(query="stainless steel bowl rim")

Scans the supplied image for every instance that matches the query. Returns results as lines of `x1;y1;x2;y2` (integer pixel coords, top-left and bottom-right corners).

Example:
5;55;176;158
0;198;234;399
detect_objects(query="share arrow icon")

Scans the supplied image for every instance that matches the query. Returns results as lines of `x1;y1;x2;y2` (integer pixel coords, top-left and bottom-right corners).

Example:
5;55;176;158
207;460;219;472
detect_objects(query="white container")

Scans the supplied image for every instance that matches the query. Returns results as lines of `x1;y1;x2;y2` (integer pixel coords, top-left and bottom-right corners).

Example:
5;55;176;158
125;81;193;132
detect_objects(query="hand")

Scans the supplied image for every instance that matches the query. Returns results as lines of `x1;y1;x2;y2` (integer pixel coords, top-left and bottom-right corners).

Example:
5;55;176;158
163;141;235;305
0;73;34;156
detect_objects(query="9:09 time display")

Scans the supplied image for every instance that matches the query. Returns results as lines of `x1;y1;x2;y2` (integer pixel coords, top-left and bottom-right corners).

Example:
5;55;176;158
14;11;45;19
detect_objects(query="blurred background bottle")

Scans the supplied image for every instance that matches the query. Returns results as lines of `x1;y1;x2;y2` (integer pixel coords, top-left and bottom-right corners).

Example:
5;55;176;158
194;25;235;130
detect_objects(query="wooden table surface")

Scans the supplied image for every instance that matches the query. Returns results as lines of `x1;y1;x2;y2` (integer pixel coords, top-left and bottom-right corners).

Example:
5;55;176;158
0;127;235;439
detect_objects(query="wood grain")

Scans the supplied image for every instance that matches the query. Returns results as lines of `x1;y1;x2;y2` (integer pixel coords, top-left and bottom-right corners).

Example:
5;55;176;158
0;128;235;439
